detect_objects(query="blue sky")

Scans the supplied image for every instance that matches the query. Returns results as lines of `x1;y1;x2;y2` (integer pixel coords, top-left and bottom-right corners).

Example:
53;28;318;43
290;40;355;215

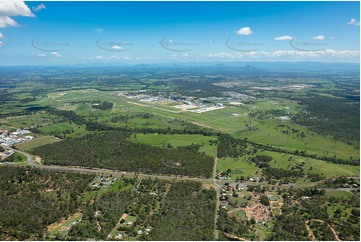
0;1;359;65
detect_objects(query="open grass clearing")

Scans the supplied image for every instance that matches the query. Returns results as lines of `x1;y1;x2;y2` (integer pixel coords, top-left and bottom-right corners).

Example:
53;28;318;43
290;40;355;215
217;157;261;179
130;133;217;157
15;136;60;152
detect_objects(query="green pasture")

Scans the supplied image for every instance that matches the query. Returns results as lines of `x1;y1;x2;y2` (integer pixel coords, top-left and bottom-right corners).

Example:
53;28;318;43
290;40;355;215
217;157;261;179
130;133;217;157
15;136;60;152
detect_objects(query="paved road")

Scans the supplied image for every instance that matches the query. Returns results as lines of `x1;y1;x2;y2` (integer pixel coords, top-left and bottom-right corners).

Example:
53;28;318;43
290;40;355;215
0;145;212;182
2;145;223;240
1;145;358;242
212;157;220;240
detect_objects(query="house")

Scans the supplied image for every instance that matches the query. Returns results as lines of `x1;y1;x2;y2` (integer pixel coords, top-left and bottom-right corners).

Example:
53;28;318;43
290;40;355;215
277;116;290;122
221;201;229;209
18;130;31;135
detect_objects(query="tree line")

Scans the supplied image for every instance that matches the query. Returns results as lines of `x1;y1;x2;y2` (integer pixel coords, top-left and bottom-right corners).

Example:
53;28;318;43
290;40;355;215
33;131;214;178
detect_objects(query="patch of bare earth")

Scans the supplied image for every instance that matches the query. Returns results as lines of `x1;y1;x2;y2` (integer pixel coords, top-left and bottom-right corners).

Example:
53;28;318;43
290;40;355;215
47;212;82;233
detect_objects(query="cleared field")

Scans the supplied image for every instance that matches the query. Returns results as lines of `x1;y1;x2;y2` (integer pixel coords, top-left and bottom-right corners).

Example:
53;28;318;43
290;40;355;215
47;212;83;236
130;133;217;157
229;210;247;220
0;113;60;130
15;136;60;152
260;151;359;178
234;118;359;160
325;190;355;198
39;122;89;138
217;157;261;179
83;179;133;201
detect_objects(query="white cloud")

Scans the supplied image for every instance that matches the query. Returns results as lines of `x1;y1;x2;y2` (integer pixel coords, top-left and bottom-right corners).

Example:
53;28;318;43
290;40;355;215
274;35;293;41
235;27;253;35
0;0;34;17
0;41;3;47
37;53;46;57
0;32;3;39
94;27;103;33
50;52;61;58
95;55;104;60
121;55;132;60
208;52;234;58
312;35;325;40
200;49;359;61
110;55;120;60
32;3;46;12
0;16;19;28
0;1;35;28
112;45;122;50
347;18;360;26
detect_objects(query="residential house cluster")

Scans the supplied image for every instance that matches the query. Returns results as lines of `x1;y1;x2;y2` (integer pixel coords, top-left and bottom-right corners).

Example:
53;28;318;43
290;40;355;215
220;183;248;209
90;176;117;190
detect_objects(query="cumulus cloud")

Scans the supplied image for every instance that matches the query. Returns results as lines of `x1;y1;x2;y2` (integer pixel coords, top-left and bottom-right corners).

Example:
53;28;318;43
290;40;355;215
0;1;35;28
37;53;46;57
274;35;293;41
199;49;359;61
0;32;3;39
95;55;104;60
50;52;61;58
0;16;19;28
0;40;3;47
312;35;325;40
0;0;34;17
32;3;46;12
235;27;253;35
347;18;360;26
112;45;122;50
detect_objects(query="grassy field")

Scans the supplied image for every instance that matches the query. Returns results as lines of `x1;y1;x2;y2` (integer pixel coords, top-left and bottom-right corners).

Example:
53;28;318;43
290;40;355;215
235;119;359;160
83;178;133;201
230;210;247;220
130;133;217;157
259;151;359;178
0;113;61;130
325;190;356;198
35;89;359;162
217;157;261;179
15;136;60;152
39;122;89;138
1;152;28;163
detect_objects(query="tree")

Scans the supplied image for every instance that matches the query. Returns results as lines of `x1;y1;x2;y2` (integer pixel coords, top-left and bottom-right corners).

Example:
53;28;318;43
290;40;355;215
260;195;270;206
